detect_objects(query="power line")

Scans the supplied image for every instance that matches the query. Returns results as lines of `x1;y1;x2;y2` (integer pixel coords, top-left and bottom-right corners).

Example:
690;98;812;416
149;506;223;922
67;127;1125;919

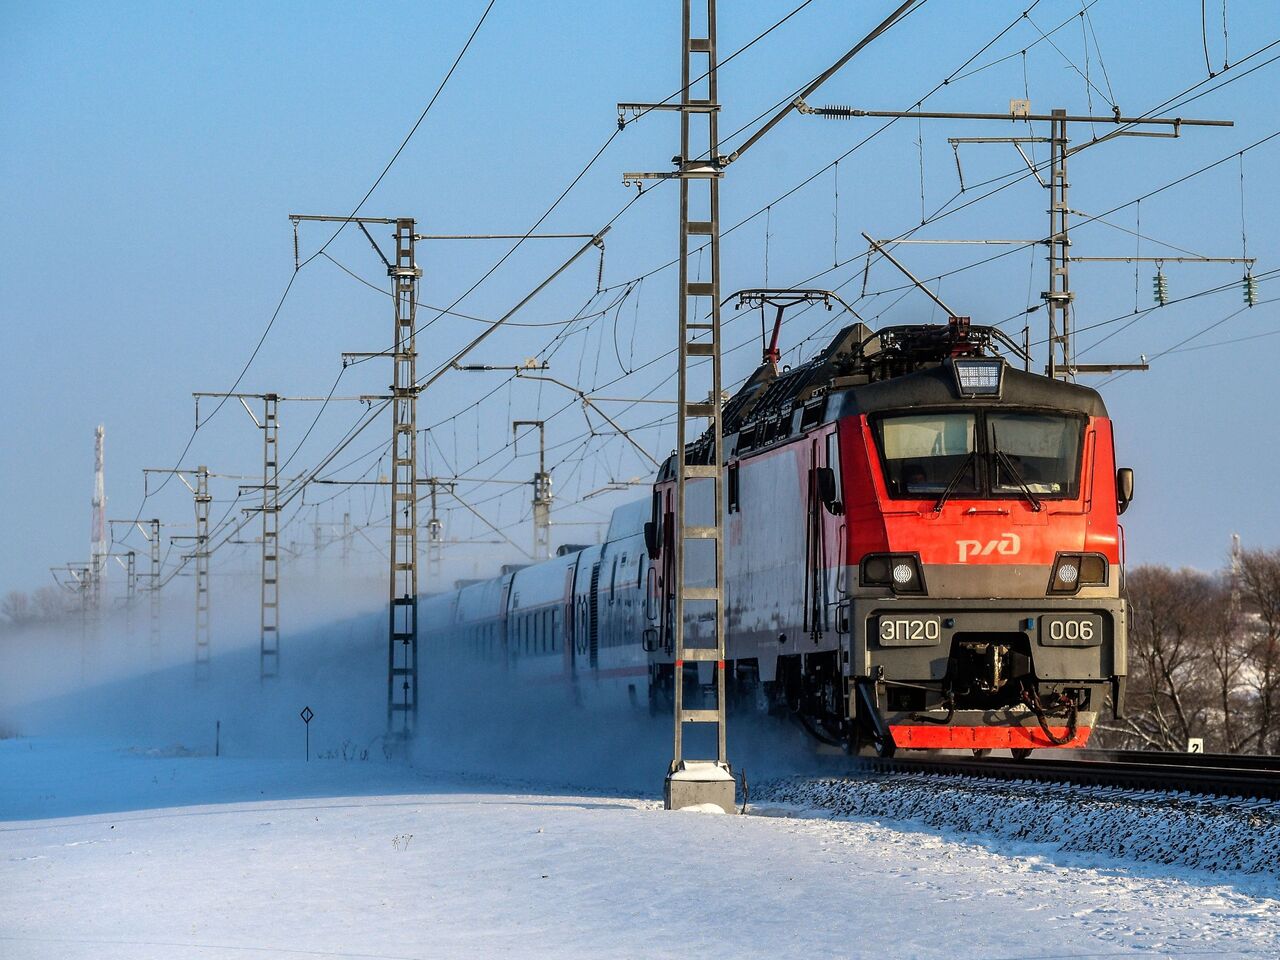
1099;293;1280;386
111;0;496;549
261;3;1111;522
115;10;1280;585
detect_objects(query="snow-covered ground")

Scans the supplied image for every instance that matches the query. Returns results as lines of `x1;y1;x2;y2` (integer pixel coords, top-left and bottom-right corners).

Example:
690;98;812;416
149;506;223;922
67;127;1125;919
3;737;1279;960
759;772;1280;876
3;593;1279;958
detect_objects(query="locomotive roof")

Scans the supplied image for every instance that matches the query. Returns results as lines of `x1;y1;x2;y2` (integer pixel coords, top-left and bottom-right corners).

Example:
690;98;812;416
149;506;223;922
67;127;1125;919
665;317;1108;474
837;362;1107;418
605;498;649;543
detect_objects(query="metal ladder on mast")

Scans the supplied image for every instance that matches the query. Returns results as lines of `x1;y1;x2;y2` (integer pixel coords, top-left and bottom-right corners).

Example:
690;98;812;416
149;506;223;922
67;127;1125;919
387;219;422;738
260;394;280;680
193;465;211;682
665;0;734;812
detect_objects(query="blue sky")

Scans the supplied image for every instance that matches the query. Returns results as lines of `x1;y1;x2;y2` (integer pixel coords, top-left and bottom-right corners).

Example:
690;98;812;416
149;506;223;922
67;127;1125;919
2;0;1278;597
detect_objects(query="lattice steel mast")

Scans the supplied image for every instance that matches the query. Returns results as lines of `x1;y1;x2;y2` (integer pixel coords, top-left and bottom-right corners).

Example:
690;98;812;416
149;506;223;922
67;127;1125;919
147;519;162;655
670;0;729;808
387;219;422;738
624;0;733;812
193;466;211;681
194;389;374;680
621;0;925;810
292;213;608;742
513;420;551;561
260;395;280;678
90;425;107;610
113;516;167;657
1045;109;1072;380
144;466;212;679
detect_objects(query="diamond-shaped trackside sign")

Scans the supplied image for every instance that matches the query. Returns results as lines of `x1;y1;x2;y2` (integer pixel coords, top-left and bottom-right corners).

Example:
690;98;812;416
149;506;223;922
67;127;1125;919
300;706;313;724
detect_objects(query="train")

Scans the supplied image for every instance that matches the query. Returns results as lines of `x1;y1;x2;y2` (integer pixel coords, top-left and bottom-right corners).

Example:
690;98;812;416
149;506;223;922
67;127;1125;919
420;313;1132;758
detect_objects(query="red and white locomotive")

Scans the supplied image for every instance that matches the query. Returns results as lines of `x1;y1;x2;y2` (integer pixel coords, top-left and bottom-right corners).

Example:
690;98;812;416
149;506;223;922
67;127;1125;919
421;313;1132;758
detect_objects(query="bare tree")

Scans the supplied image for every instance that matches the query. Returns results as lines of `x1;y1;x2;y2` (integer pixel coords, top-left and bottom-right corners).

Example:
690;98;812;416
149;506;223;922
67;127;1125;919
1;590;33;629
1237;549;1280;754
1207;578;1250;754
32;585;72;621
1100;552;1280;756
1103;566;1221;752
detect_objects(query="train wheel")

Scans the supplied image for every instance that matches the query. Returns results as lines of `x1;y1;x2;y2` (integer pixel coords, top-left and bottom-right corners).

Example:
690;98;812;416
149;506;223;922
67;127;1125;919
871;730;896;759
972;748;991;758
1010;747;1033;761
851;730;894;759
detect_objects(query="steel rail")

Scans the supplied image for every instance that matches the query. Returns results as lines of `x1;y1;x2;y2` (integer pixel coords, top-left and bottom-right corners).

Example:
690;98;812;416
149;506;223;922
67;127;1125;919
1067;748;1280;772
857;752;1280;801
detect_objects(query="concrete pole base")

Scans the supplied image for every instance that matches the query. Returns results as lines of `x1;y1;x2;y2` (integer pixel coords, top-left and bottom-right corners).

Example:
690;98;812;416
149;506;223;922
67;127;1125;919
664;760;737;813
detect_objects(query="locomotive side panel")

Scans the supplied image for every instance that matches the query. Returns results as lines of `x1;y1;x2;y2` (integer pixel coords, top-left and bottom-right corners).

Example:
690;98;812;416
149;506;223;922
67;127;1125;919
723;441;809;674
596;528;650;688
507;554;577;680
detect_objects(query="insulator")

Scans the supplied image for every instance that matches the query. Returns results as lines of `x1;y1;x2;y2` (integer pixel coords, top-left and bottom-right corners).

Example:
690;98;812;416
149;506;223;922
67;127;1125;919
1244;273;1259;307
1152;270;1169;306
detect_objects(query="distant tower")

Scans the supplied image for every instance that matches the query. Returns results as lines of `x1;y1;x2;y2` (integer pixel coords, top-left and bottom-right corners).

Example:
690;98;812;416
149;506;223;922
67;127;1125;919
91;424;107;607
1230;532;1242;610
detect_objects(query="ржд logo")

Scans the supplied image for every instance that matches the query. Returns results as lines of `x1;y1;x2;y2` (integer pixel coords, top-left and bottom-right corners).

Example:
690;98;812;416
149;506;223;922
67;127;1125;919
957;533;1021;562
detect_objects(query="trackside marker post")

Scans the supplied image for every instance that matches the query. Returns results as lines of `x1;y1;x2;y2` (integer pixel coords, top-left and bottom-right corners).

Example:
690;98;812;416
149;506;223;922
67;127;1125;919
300;706;313;762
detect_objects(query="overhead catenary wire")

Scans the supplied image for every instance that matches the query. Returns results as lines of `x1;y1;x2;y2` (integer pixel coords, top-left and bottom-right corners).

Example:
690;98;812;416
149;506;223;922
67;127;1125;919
425;107;1280;525
111;0;496;550
302;13;1280;555
663;68;1279;375
1066;266;1280;355
779;120;1280;360
591;0;1078;299
115;7;1280;576
168;218;628;575
1098;292;1280;387
346;0;841;365
1202;0;1217;78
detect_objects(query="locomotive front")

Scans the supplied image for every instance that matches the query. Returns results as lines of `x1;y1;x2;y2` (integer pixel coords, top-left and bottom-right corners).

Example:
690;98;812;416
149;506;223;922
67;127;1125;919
839;352;1132;756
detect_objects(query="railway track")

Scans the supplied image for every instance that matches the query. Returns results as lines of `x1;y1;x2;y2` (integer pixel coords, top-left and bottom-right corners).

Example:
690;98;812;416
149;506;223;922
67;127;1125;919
1071;748;1280;771
857;750;1280;801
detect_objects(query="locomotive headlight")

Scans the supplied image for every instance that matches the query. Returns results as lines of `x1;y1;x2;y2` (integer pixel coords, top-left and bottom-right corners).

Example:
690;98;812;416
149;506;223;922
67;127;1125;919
861;553;926;595
864;555;892;583
951;357;1005;398
1049;553;1108;594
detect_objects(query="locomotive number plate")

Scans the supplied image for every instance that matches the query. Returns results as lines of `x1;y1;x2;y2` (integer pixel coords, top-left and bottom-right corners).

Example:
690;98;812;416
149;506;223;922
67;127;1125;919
878;615;942;647
1038;613;1103;647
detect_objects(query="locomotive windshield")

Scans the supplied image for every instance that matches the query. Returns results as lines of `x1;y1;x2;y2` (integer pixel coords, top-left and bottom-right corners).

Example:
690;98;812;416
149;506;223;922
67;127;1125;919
986;412;1081;497
877;412;978;497
875;409;1083;500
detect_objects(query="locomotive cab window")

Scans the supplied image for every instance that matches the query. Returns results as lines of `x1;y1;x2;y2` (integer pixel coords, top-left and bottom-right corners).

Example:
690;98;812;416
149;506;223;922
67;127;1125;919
987;412;1082;498
876;412;978;497
874;409;1084;501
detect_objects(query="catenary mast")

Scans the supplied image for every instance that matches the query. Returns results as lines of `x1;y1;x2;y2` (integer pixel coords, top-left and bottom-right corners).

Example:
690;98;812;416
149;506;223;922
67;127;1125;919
91;425;107;608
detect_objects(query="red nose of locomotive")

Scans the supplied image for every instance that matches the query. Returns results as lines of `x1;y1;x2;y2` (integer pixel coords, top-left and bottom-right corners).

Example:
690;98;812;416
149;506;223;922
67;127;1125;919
836;350;1129;754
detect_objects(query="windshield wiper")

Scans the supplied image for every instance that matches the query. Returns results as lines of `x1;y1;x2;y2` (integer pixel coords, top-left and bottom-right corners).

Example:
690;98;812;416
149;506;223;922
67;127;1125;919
934;450;977;512
991;429;1043;512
